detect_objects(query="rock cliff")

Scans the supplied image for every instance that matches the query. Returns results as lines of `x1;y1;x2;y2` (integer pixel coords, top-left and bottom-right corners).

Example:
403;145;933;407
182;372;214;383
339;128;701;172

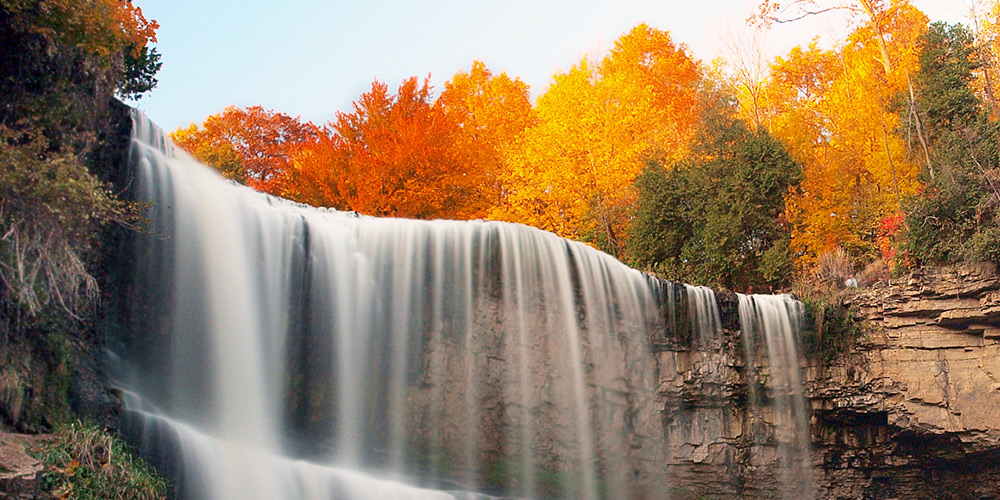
658;264;1000;499
812;263;1000;499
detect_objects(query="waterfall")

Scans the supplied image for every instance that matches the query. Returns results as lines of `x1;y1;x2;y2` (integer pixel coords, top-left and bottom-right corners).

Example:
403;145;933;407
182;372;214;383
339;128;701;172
684;284;722;344
121;111;678;499
737;294;814;500
117;110;813;499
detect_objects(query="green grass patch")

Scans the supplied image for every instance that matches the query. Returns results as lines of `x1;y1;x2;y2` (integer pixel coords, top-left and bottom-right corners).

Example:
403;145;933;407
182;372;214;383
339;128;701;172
27;422;166;500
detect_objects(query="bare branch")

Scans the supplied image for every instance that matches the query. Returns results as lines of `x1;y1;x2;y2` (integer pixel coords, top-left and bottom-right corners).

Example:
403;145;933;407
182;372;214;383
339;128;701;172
773;6;855;23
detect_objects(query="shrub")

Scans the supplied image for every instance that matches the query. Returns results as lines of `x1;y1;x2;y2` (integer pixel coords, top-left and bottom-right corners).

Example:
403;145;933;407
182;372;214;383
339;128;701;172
856;259;889;288
793;283;866;364
0;127;136;317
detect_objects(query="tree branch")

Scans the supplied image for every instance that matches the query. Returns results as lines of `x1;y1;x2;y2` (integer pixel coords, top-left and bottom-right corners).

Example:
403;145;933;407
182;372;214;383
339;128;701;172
772;6;855;23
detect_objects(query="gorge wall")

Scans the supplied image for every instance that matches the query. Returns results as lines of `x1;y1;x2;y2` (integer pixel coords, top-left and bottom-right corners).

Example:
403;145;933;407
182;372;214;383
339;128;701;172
654;264;1000;499
812;264;1000;499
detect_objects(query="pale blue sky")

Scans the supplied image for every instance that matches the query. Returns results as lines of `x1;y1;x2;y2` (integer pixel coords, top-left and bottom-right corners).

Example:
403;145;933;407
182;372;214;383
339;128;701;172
130;0;968;132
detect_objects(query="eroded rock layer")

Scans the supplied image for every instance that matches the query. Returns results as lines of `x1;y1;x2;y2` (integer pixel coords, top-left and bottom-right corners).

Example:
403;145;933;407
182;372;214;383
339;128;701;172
810;263;1000;499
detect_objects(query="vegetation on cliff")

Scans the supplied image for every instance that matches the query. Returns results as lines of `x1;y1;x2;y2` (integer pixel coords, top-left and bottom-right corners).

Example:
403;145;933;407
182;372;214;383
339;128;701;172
0;2;167;497
0;0;156;319
0;0;156;433
28;422;166;500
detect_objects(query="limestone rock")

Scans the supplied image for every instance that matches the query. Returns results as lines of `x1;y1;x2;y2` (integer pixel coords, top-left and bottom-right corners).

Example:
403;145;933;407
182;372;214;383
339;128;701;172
0;433;45;498
660;263;1000;499
811;263;1000;498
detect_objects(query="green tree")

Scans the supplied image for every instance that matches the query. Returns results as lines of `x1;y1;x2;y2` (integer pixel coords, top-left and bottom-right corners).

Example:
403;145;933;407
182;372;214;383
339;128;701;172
900;22;1000;264
627;92;801;290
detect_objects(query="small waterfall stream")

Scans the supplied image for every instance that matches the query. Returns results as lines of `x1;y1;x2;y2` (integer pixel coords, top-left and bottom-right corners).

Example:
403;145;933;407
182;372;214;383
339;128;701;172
738;294;814;499
117;110;814;499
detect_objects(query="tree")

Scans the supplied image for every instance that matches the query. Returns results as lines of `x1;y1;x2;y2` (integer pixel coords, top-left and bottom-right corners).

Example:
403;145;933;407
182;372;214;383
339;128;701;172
437;61;534;214
757;3;927;268
174;64;529;219
1;0;161;99
170;106;320;195
492;24;701;255
900;23;1000;265
627;92;801;289
716;25;774;130
323;77;477;219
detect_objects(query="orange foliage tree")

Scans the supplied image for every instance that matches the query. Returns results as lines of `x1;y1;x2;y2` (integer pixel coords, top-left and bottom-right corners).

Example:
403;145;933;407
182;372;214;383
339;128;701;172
323;77;475;219
174;63;531;220
171;106;320;195
1;0;158;57
492;23;700;255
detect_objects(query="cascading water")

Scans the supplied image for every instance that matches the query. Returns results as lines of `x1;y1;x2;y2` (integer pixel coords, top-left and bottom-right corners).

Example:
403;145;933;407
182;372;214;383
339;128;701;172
116;110;814;499
684;285;722;344
737;294;814;500
120;111;675;499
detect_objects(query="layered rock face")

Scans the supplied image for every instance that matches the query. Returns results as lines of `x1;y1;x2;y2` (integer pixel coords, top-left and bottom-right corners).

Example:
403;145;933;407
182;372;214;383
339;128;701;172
811;263;1000;499
658;265;1000;499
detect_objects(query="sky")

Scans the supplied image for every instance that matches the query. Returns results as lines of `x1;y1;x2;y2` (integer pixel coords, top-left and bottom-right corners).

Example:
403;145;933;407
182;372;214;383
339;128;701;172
131;0;971;132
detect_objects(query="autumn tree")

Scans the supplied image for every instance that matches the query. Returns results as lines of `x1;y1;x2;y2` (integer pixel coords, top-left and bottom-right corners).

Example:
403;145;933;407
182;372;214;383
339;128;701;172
757;3;927;268
627;91;800;289
320;77;479;219
1;0;160;100
437;61;534;214
171;106;320;195
715;26;774;130
492;23;700;255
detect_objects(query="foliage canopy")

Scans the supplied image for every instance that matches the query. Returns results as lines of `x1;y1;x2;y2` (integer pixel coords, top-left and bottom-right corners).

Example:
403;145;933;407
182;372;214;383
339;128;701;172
627;92;801;290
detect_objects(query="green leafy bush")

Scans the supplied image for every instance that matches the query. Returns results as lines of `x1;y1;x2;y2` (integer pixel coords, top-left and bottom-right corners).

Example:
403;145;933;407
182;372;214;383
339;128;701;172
794;284;866;364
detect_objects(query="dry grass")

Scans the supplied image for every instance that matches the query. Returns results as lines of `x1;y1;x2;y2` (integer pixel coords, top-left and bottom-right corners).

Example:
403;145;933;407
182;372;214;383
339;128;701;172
815;247;854;287
28;422;166;500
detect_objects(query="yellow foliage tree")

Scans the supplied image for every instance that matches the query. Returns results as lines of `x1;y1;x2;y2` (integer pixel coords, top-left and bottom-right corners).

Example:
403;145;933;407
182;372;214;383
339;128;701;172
491;23;700;256
437;61;534;216
760;3;928;268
